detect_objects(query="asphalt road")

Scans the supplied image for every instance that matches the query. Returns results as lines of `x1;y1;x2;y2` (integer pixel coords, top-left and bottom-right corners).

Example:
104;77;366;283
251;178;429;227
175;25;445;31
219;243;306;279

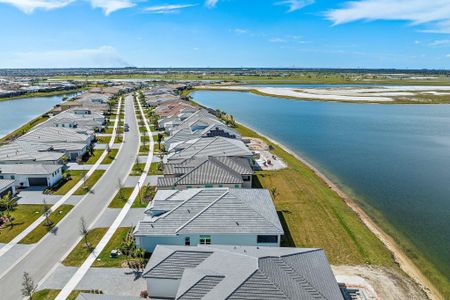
0;95;139;299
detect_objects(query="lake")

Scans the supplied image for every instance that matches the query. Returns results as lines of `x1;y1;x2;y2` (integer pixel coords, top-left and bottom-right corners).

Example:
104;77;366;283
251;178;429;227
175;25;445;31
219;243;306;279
0;94;77;138
192;90;450;279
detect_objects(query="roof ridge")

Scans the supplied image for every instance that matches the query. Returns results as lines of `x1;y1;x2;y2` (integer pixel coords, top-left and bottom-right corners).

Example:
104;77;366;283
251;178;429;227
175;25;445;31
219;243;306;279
176;274;225;300
175;190;229;233
236;190;284;233
263;256;326;299
170;159;210;185
208;157;242;180
155;189;206;221
225;269;290;300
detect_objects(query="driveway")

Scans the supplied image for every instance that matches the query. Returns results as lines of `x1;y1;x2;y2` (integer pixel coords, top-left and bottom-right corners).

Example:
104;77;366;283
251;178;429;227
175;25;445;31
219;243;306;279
0;95;141;299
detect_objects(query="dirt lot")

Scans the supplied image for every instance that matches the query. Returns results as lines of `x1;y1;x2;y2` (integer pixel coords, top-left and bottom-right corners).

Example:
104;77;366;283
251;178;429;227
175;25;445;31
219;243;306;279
333;265;429;300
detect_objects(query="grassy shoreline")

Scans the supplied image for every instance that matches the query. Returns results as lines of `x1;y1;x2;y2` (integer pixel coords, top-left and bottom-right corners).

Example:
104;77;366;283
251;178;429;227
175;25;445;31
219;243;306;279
187;92;447;299
0;87;86;102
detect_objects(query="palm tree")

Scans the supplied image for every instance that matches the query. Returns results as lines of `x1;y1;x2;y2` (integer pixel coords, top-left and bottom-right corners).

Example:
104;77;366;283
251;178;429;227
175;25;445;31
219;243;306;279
157;133;164;149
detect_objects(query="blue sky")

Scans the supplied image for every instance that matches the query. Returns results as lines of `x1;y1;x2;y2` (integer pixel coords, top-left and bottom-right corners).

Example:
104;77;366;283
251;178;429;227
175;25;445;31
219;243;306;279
1;0;450;68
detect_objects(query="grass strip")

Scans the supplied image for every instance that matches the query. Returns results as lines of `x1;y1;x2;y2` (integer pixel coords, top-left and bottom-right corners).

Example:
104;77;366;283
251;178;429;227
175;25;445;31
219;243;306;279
73;170;106;195
19;205;73;244
51;170;87;195
62;228;108;266
92;227;130;268
101;149;119;164
108;187;134;208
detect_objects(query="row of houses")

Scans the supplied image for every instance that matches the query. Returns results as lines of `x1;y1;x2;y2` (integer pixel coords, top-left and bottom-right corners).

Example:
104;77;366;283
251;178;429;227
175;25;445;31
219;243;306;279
0;89;113;193
130;88;345;300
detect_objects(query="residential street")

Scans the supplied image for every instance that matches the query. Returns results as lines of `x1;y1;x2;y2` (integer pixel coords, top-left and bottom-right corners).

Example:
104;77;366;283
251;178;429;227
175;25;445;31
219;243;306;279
0;95;140;299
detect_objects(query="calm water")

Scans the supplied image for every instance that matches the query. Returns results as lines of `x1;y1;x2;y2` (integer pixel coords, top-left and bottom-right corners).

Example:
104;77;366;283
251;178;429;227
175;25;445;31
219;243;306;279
0;94;75;137
192;90;450;278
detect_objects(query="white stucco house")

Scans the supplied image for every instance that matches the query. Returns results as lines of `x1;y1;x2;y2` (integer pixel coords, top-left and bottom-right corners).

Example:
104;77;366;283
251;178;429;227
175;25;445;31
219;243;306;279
0;164;63;187
134;188;284;252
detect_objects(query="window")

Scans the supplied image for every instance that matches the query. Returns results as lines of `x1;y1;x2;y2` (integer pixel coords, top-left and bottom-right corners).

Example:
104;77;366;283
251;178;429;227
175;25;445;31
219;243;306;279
257;235;278;244
185;237;191;246
205;184;213;188
199;235;211;245
243;176;251;182
0;175;3;179
11;175;15;180
234;184;240;188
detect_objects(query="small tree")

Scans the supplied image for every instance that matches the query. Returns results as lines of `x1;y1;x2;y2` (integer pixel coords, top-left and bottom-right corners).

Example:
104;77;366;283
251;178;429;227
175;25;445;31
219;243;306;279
0;192;16;222
142;132;147;149
21;272;37;300
79;217;90;249
117;179;124;200
135;157;142;174
42;199;52;227
82;174;88;190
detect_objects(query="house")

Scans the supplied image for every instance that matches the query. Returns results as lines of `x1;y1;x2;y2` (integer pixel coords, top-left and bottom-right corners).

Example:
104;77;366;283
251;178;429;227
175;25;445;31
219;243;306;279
0;141;65;165
17;127;93;161
165;123;241;152
143;245;344;300
167;137;253;163
39;108;105;134
158;156;253;190
0;179;16;197
134;188;283;252
0;164;63;187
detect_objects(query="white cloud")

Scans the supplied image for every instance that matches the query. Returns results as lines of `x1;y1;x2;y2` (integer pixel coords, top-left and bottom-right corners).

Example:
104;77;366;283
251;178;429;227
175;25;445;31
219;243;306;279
144;4;196;14
2;46;131;68
233;28;249;34
90;0;136;15
0;0;74;14
275;0;314;13
429;40;450;46
270;38;287;43
205;0;217;8
326;0;450;33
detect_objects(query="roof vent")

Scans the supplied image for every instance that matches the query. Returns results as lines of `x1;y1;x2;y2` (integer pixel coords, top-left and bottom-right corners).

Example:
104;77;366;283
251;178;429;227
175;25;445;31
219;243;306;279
235;221;239;226
187;209;190;213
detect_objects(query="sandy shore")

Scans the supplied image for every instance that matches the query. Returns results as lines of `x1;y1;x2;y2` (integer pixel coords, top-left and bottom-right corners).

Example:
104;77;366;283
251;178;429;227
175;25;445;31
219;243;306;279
197;85;450;102
236;120;443;300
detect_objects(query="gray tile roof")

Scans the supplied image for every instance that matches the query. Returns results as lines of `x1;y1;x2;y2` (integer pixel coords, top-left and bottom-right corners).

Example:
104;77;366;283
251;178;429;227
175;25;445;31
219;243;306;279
0;141;65;163
18;127;91;144
0;164;62;175
178;276;224;300
158;156;253;188
168;137;252;162
144;245;343;300
143;251;213;279
135;188;283;237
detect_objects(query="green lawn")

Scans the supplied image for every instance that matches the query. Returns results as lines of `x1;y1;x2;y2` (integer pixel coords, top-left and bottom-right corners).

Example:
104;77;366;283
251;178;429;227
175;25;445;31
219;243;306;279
33;289;104;300
51;170;87;195
103;127;114;134
19;205;73;244
0;205;43;243
95;136;111;144
139;145;150;154
149;162;163;175
79;149;103;165
108;187;134;208
130;163;145;176
101;149;118;164
33;289;60;300
92;227;131;268
0;116;48;143
141;135;150;143
62;228;108;266
74;170;106;195
114;135;123;143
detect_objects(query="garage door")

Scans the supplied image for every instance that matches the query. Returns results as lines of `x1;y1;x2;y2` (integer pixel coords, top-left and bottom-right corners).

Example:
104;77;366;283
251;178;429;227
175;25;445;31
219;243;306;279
28;177;48;186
